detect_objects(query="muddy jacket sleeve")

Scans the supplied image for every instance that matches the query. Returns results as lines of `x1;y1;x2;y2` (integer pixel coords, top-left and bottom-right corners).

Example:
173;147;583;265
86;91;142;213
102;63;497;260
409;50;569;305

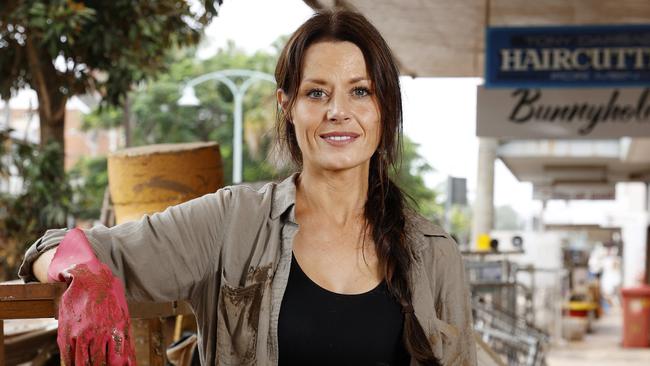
19;188;232;303
434;237;478;366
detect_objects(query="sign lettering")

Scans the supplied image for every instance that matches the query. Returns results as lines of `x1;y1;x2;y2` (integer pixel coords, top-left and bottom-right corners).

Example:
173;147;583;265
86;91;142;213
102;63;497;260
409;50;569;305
476;87;650;138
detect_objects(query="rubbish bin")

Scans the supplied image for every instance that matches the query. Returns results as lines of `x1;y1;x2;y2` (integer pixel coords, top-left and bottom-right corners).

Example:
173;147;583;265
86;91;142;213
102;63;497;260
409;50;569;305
621;286;650;348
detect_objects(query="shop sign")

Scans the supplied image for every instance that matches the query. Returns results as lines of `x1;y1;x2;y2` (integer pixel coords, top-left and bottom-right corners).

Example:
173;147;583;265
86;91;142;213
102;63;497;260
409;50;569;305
485;25;650;87
476;87;650;138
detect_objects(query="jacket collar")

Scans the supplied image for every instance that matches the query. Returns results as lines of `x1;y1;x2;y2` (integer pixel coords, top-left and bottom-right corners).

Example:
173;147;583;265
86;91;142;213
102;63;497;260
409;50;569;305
270;173;299;221
407;211;448;237
406;211;449;253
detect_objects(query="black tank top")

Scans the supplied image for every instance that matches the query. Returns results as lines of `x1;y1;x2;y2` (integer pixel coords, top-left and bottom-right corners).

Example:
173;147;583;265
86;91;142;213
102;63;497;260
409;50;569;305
278;254;410;366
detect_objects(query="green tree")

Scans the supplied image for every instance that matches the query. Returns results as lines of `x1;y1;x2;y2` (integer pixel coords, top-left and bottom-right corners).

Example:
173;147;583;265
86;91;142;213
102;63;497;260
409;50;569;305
449;205;472;245
0;140;71;280
0;1;222;278
393;137;444;223
495;205;524;230
68;156;107;220
0;0;221;169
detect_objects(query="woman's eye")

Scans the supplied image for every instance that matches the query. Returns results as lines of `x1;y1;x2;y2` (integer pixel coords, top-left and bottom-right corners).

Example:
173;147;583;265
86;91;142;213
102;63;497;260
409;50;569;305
307;89;326;98
352;87;370;97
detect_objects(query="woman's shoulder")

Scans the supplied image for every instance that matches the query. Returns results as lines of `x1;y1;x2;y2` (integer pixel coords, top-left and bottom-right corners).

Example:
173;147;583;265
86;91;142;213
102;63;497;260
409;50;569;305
220;181;275;198
405;211;462;259
406;211;446;237
215;182;275;211
217;175;296;219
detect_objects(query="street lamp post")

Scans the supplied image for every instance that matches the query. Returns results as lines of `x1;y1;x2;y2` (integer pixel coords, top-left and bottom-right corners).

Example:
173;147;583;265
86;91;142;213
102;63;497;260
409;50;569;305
178;69;276;184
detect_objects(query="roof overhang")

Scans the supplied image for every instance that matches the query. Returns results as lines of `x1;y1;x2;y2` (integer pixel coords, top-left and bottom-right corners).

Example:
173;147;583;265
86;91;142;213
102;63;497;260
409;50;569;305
498;139;650;200
303;0;650;77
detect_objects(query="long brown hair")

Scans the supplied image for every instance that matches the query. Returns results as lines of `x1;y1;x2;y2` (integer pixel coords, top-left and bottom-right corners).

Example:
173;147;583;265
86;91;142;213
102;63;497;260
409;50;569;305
275;10;440;365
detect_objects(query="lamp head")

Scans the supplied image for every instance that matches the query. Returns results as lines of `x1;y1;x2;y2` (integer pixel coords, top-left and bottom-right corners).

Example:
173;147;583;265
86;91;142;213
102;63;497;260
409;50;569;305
178;86;200;106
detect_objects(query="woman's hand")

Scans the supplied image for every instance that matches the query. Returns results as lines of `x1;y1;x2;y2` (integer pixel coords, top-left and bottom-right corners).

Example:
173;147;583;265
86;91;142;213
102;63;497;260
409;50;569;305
49;228;136;365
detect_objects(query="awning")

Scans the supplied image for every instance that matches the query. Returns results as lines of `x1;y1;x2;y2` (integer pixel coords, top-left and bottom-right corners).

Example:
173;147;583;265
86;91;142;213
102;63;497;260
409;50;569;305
303;0;650;77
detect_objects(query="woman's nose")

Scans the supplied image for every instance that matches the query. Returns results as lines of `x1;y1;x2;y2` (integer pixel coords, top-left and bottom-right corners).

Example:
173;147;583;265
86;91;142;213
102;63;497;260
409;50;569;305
326;93;351;123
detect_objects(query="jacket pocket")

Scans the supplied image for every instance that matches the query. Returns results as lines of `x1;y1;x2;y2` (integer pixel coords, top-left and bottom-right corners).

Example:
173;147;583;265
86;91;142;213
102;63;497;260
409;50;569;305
216;280;265;365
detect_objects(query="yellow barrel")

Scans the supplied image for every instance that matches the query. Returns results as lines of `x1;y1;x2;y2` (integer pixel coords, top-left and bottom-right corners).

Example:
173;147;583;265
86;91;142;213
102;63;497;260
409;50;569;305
108;142;223;224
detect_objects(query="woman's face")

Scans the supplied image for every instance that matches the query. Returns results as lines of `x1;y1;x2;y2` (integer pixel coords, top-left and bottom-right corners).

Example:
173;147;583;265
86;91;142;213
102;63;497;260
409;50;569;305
279;41;381;174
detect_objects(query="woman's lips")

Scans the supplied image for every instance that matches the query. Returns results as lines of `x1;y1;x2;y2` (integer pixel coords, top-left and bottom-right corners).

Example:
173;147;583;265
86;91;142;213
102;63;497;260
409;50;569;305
319;132;360;146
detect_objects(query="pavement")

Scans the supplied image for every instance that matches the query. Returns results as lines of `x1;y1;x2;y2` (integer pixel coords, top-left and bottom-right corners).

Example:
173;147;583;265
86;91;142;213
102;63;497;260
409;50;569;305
547;306;650;366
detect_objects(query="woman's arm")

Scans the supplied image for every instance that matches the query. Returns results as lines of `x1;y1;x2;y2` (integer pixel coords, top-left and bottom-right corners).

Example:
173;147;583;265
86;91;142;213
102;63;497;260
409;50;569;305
32;247;57;283
20;187;233;302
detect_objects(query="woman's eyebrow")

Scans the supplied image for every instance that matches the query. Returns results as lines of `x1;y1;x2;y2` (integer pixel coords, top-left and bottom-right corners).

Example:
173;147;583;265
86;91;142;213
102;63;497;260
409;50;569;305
302;76;369;85
302;78;328;85
349;76;369;83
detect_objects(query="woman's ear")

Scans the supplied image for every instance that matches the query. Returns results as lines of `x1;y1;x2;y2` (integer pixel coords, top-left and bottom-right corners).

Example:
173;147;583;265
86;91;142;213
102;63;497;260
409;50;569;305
276;88;289;113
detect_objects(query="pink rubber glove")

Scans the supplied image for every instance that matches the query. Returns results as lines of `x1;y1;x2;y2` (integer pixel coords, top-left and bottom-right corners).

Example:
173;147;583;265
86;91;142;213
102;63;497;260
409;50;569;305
48;228;136;365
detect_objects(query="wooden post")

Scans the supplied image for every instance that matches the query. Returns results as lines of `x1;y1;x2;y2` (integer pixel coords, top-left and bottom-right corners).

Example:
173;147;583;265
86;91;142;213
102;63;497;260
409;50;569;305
645;225;650;285
148;318;164;366
1;319;5;366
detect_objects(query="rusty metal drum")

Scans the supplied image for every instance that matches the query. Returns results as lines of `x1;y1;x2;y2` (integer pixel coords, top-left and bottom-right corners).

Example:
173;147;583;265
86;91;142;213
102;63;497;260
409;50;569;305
108;142;223;224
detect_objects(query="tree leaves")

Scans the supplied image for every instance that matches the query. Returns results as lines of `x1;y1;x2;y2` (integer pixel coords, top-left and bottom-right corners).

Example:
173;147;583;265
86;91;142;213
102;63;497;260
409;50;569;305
0;0;220;107
0;139;71;280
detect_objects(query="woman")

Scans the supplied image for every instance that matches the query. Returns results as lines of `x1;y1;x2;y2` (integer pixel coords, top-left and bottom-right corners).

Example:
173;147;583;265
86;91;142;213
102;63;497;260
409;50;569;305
22;10;476;366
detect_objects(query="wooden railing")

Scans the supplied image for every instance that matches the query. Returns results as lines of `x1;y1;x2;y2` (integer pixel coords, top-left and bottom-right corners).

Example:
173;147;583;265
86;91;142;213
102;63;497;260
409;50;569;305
0;281;192;365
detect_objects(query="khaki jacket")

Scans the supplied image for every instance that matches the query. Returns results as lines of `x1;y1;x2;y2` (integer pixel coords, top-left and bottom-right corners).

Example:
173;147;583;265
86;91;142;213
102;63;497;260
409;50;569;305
20;173;477;366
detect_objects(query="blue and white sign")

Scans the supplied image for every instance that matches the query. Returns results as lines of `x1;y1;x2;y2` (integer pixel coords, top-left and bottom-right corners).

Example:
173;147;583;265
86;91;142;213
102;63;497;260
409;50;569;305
485;25;650;88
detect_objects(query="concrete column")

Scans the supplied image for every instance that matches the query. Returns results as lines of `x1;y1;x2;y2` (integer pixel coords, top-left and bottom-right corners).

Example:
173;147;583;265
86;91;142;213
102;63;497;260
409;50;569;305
617;183;649;287
472;137;498;249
